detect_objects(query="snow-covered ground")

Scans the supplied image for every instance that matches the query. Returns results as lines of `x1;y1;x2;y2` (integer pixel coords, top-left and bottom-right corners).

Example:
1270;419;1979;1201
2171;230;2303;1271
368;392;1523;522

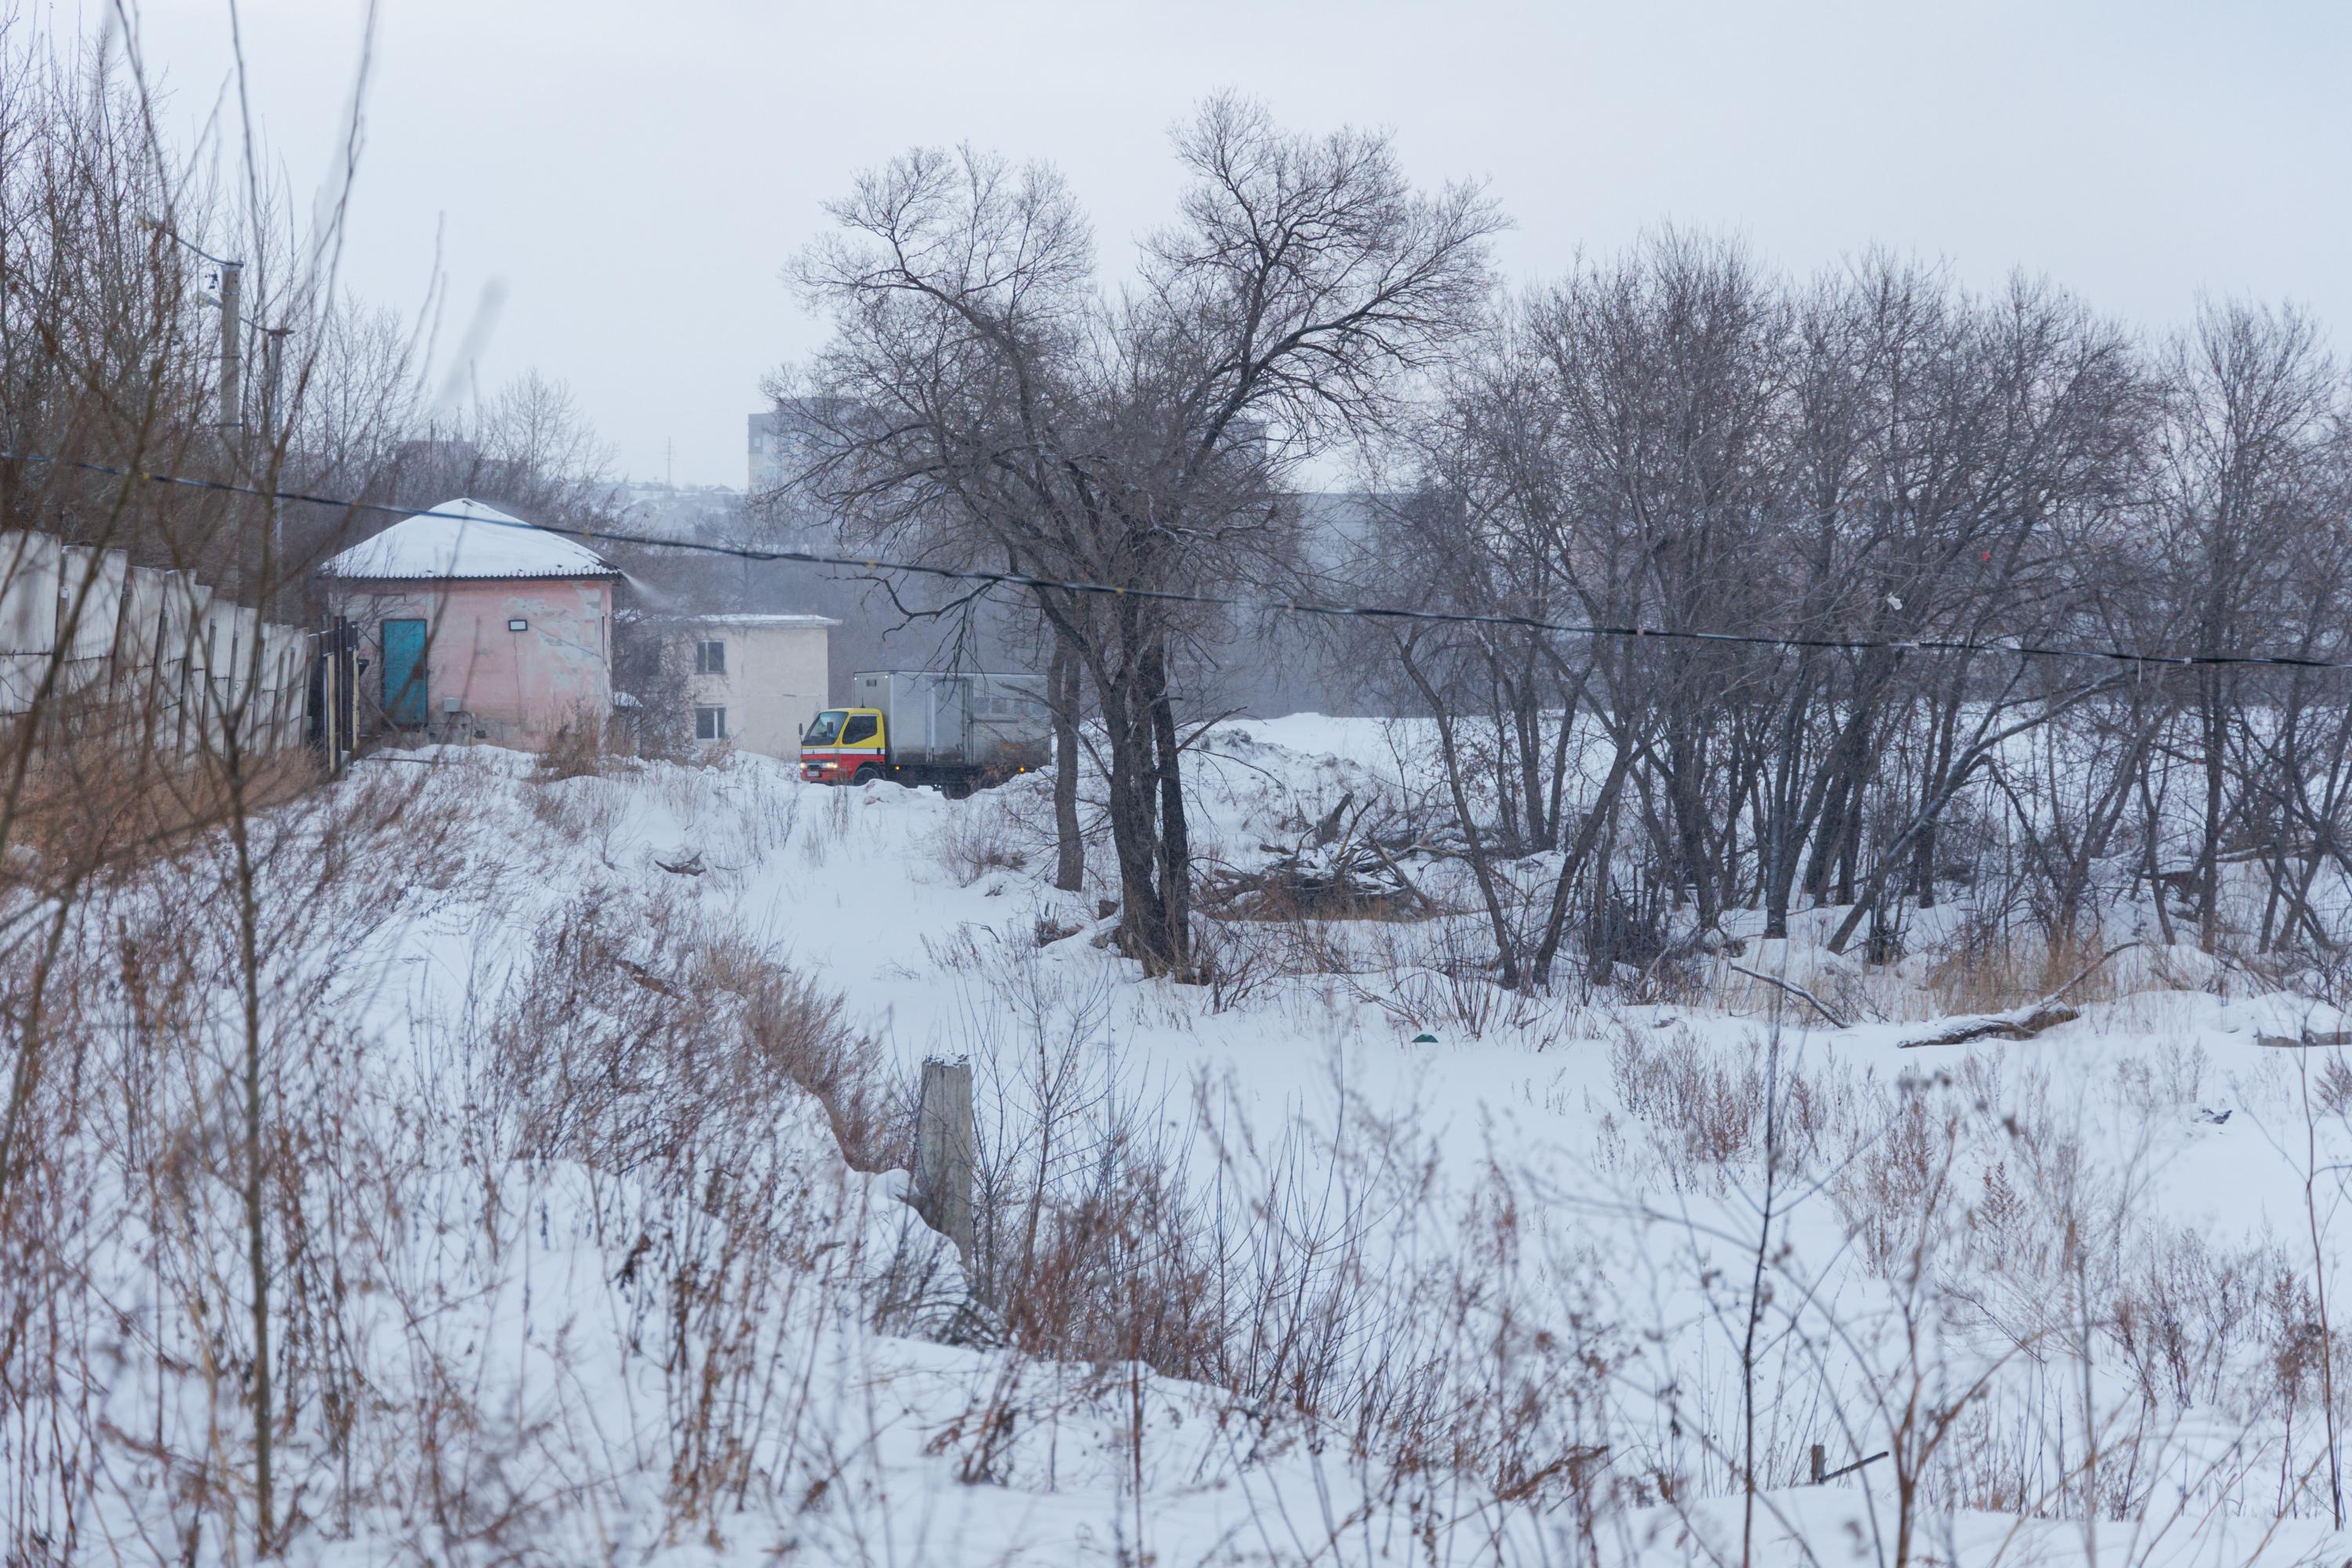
8;720;2350;1564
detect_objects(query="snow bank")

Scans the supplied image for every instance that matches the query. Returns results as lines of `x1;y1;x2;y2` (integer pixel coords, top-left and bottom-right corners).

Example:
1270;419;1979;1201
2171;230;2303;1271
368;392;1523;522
7;724;2349;1564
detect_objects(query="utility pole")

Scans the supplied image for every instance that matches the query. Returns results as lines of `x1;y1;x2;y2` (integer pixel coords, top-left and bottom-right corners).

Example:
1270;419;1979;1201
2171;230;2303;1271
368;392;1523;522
262;326;290;559
260;325;286;434
216;260;244;433
141;221;247;438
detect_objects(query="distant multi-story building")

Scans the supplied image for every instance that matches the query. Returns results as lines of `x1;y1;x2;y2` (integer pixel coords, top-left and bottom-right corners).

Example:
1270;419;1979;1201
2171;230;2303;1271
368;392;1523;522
747;396;864;499
746;409;787;495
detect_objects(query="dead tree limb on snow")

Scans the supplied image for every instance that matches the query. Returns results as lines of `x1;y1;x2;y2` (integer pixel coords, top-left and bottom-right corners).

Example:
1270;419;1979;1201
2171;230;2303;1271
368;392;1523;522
1203;799;1432;920
1365;833;1439;914
1895;941;2140;1048
1894;1003;2082;1049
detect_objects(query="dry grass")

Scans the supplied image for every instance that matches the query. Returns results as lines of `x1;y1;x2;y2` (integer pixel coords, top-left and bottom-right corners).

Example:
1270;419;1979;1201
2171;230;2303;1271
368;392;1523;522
531;705;631;782
1;726;320;891
1922;917;2136;1014
487;889;909;1176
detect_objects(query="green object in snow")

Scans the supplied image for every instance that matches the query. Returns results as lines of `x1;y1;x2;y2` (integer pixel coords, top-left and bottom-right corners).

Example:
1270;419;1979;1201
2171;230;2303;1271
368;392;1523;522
1410;1033;1439;1044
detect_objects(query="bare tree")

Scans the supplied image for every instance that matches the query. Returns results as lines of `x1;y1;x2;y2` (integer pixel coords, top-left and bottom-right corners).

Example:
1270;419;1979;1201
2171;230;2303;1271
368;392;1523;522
2148;302;2340;954
789;96;1500;972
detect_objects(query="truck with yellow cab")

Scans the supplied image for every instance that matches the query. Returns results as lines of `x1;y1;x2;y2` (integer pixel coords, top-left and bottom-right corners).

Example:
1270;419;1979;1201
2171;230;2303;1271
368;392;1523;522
798;670;1049;795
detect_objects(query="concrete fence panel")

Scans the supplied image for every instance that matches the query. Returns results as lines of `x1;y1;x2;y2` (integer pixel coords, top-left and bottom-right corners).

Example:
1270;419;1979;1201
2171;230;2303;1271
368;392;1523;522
0;532;63;714
0;527;318;761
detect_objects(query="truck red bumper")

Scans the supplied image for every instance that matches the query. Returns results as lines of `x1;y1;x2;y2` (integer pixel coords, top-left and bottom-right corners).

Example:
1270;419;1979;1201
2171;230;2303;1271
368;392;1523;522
798;751;874;783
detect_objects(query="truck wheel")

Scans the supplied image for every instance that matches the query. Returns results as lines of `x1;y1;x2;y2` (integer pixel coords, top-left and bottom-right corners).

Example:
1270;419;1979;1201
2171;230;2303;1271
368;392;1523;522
853;763;883;786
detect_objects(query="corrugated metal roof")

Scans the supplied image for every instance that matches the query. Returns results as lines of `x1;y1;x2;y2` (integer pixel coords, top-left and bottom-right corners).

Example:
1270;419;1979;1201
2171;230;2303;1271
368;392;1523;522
318;498;619;581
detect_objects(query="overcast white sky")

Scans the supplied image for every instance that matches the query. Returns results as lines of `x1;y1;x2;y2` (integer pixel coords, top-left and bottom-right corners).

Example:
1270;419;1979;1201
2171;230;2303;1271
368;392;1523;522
99;0;2352;488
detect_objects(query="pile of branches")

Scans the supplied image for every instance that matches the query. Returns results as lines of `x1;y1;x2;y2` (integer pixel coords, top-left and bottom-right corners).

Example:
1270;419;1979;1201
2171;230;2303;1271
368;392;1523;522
1200;793;1438;921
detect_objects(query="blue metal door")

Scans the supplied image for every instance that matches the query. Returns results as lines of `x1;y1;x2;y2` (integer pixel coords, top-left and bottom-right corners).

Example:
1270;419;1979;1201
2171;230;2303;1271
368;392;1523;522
383;619;427;725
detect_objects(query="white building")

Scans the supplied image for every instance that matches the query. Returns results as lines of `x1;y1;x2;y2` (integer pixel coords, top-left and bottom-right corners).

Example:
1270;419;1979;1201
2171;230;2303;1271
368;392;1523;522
681;613;837;759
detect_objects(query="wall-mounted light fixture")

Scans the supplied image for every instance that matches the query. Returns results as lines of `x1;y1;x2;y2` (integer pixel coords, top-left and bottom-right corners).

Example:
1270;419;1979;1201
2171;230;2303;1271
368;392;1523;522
508;618;528;633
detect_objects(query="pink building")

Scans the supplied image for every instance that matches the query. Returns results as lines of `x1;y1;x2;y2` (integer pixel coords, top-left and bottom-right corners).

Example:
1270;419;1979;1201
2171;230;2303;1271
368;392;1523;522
318;498;620;749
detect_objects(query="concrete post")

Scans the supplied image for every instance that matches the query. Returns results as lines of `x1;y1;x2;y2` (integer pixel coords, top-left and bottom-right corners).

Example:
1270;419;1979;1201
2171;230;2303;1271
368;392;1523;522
216;261;242;432
913;1058;975;1264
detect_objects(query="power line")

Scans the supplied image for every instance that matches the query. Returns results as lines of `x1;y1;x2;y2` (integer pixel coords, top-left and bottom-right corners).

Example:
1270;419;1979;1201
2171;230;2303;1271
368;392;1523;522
3;445;2345;674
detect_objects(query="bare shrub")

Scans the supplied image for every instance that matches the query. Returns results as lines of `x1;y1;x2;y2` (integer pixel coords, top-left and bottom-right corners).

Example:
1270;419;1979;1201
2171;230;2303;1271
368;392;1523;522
1350;913;1567;1038
797;779;855;868
1606;1022;1857;1181
1194;916;1283;1013
532;703;628;782
2108;1230;2273;1413
935;928;1613;1516
485;888;906;1176
1192;908;1364;1014
721;763;804;859
932;798;1029;886
2318;1052;2352;1120
1609;1024;1764;1172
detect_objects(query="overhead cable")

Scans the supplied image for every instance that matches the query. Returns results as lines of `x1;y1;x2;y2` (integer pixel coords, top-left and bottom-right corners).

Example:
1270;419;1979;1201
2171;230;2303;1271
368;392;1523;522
2;446;2342;673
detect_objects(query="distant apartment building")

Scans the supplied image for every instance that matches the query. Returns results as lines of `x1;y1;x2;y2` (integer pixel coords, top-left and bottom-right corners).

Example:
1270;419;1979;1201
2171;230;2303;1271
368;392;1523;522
747;409;788;495
747;396;866;499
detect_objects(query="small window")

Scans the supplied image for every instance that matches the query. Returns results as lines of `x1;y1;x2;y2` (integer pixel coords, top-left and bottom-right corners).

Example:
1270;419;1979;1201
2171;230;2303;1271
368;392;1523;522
840;713;878;745
695;639;726;675
694;705;727;742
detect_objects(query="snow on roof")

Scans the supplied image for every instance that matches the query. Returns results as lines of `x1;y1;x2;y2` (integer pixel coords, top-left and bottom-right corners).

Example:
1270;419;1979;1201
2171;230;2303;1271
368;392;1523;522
318;498;618;582
693;613;840;629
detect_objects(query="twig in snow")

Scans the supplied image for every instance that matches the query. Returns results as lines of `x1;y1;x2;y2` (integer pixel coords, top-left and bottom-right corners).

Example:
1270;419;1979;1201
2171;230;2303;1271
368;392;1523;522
1723;962;1849;1030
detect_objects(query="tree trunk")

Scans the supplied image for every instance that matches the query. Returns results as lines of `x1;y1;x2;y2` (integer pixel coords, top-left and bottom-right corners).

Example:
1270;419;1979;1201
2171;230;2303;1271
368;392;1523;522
1805;763;1853;903
2199;670;2226;955
1050;641;1083;892
1144;641;1192;974
1663;727;1721;933
1513;670;1548;847
1532;742;1634;986
1759;674;1826;941
1402;639;1523;989
1098;673;1174;972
